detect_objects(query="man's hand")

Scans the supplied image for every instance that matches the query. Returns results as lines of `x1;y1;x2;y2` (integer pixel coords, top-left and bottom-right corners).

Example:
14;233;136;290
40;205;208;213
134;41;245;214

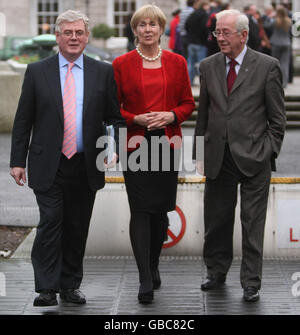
104;153;118;170
196;160;205;176
147;111;175;131
10;167;27;186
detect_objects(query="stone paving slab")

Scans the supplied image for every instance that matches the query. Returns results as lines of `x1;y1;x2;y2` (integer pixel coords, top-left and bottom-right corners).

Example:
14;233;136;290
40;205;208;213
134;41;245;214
0;257;299;315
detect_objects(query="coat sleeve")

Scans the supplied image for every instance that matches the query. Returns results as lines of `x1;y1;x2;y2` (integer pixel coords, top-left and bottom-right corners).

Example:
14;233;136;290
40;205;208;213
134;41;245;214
10;64;36;168
264;59;286;158
171;57;195;124
192;60;209;160
112;59;137;126
104;65;126;156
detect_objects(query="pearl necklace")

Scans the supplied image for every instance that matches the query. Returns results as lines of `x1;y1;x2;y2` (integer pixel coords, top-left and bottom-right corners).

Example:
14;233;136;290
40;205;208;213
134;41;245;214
136;44;162;62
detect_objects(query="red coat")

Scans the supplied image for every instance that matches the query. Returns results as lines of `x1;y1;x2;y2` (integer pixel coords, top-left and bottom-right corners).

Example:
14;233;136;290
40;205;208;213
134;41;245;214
168;15;180;51
112;49;195;150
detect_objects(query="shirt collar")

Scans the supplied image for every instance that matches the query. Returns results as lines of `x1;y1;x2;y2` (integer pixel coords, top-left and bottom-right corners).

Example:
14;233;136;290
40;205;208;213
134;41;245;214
58;52;84;69
226;45;247;66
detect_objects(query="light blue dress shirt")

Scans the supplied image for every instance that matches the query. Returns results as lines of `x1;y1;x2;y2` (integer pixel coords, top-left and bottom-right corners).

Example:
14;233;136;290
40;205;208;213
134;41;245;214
59;53;84;153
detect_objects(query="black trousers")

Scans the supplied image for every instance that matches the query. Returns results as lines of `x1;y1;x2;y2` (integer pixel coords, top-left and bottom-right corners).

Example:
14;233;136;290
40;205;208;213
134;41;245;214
204;144;271;289
32;153;96;293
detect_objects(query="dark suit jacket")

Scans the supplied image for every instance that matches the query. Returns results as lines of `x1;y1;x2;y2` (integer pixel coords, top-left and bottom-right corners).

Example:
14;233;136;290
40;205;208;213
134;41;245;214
193;47;286;179
10;54;125;192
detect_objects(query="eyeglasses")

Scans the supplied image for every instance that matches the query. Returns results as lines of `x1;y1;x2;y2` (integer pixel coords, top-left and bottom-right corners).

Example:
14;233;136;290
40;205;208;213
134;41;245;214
212;30;239;38
61;30;86;38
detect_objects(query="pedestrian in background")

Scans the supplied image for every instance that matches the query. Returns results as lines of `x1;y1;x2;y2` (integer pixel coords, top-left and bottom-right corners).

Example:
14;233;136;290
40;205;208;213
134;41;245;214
168;9;181;54
254;10;271;55
185;1;209;86
244;4;261;51
270;6;292;88
179;0;200;59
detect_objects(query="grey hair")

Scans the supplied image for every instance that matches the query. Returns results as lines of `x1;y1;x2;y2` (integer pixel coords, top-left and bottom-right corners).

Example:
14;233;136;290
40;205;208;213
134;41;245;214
216;9;249;34
55;10;89;33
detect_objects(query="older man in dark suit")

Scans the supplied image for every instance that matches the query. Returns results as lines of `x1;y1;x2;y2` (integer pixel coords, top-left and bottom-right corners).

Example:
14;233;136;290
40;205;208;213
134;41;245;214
193;9;286;302
10;10;125;306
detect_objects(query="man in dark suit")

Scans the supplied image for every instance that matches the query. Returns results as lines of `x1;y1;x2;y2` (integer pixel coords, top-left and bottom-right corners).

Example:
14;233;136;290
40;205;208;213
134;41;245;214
193;9;286;302
10;10;125;306
244;4;261;51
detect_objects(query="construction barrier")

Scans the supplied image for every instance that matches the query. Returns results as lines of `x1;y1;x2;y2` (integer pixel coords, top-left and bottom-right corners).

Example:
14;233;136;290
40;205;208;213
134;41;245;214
85;177;300;258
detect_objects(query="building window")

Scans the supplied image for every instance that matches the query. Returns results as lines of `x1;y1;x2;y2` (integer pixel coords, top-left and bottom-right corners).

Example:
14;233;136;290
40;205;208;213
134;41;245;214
37;0;60;34
113;0;136;37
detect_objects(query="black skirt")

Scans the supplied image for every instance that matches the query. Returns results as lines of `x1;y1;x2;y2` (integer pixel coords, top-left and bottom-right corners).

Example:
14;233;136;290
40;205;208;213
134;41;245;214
122;130;180;213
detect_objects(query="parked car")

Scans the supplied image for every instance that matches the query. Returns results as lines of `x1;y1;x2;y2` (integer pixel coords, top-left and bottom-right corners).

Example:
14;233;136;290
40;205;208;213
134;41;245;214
84;44;121;63
0;36;31;60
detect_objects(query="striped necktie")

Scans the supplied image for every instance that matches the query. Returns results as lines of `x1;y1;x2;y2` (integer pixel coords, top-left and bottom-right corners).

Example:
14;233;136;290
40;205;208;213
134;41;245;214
62;62;77;159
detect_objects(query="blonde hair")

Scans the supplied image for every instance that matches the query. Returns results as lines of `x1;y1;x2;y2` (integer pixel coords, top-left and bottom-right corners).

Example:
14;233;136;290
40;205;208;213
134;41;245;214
55;10;89;33
131;4;167;32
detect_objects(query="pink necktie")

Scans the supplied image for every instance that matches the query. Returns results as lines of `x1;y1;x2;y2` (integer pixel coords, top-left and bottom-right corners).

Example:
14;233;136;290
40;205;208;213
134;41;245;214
227;59;237;95
62;63;77;159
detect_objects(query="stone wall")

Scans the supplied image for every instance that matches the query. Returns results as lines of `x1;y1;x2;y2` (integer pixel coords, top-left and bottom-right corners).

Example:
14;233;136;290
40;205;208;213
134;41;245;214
0;62;21;133
0;0;32;36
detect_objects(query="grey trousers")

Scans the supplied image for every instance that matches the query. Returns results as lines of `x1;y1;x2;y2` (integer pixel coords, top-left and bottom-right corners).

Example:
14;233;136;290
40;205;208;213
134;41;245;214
204;144;271;289
271;44;290;88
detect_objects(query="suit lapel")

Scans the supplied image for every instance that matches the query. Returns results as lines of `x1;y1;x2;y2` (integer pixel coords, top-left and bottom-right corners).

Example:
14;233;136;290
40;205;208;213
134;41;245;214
214;53;228;99
83;55;98;119
230;48;256;95
43;55;64;125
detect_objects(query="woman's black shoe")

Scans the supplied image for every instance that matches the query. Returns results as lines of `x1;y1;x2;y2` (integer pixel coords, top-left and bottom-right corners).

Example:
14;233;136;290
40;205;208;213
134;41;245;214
138;290;154;304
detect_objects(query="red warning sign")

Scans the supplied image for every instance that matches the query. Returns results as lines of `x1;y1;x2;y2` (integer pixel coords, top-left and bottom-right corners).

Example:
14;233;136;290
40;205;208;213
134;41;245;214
163;205;186;249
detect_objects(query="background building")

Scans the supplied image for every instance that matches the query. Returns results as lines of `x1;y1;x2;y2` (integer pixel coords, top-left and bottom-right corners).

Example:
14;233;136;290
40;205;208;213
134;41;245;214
0;0;298;50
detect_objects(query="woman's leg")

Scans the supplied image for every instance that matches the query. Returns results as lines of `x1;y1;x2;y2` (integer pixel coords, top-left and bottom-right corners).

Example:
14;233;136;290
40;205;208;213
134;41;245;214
150;212;169;272
129;211;153;292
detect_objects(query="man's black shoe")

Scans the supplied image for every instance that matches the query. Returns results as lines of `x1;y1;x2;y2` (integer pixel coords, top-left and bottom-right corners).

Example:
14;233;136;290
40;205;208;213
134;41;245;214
243;287;260;302
33;290;58;307
59;289;86;304
201;277;225;291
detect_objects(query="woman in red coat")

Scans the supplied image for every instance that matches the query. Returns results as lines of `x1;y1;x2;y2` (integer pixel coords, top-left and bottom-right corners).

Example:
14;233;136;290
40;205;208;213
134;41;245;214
113;4;195;304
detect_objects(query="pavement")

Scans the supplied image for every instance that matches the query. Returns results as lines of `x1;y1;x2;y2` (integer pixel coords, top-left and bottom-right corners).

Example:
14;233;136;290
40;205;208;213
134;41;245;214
0;78;300;316
0;257;300;315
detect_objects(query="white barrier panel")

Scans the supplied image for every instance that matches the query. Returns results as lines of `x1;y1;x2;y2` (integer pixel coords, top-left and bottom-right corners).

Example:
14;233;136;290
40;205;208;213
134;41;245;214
86;181;300;258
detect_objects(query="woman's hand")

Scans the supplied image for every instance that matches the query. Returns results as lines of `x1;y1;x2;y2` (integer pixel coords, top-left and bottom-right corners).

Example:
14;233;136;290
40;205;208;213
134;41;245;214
133;113;153;127
147;111;175;131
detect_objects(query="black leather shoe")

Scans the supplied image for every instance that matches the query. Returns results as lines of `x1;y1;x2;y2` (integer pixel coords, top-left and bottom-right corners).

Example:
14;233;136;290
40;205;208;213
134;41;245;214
138;290;154;304
152;269;161;290
243;287;260;302
33;290;58;307
201;276;225;291
59;289;86;304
